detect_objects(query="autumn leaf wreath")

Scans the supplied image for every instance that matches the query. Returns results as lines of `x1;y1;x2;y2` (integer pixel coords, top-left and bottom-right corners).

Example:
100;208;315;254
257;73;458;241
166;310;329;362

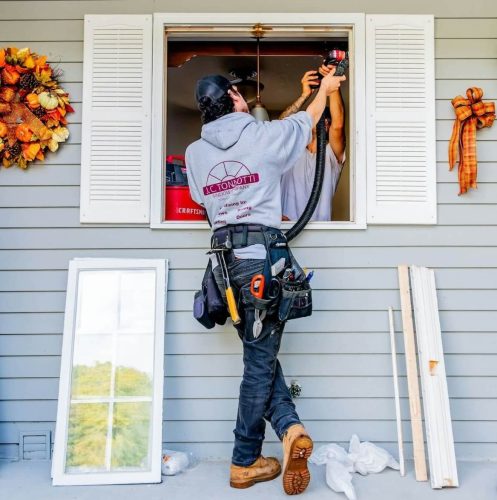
0;47;74;169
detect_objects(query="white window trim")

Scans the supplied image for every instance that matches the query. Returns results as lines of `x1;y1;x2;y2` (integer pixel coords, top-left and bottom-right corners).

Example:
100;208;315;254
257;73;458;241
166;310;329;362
150;12;366;230
51;258;167;486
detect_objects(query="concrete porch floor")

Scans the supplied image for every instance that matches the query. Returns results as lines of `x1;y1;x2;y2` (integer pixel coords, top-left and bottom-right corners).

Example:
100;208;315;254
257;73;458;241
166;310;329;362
1;459;496;500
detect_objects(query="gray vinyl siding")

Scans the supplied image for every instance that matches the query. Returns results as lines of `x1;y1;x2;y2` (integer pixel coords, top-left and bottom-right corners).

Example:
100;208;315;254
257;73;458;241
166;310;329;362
1;0;497;461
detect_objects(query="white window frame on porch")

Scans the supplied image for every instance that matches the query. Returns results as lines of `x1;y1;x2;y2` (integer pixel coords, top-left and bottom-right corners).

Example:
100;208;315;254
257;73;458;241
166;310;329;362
149;13;367;230
51;258;168;486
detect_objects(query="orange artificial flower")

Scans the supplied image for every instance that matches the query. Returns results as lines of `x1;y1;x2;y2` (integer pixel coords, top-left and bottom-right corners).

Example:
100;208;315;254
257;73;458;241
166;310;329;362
34;55;47;71
15;65;30;74
0;49;5;68
0;121;7;137
1;66;20;85
0;86;15;102
21;142;40;161
38;125;52;141
25;93;40;109
15;123;33;142
35;149;44;161
0;102;11;114
23;56;35;69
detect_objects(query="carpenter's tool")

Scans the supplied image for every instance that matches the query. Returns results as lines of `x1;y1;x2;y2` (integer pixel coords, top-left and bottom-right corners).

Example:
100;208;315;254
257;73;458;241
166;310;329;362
305;270;314;282
250;274;265;299
250;274;266;338
253;309;267;339
216;250;240;325
267;278;281;299
271;257;286;277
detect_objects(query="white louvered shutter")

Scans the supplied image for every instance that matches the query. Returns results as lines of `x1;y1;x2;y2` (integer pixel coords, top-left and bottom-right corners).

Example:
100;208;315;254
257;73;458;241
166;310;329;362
366;15;436;224
80;15;152;223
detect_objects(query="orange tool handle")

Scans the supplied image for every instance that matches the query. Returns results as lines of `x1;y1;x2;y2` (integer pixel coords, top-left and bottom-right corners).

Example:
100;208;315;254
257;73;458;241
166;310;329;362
250;274;265;299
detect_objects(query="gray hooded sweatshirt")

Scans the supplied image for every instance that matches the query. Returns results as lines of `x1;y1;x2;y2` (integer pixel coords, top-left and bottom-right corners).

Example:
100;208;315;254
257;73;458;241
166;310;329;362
186;111;312;230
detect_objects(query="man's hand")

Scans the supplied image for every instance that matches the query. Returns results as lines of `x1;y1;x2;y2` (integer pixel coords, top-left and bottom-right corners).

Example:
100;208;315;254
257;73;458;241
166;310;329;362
306;66;346;128
320;66;346;96
318;64;335;77
301;70;320;98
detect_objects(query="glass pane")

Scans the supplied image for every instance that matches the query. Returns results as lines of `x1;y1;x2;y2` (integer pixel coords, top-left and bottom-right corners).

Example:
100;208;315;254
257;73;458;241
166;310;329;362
66;403;108;472
119;270;156;332
62;266;160;478
71;335;113;398
115;335;154;397
111;402;152;471
76;271;119;334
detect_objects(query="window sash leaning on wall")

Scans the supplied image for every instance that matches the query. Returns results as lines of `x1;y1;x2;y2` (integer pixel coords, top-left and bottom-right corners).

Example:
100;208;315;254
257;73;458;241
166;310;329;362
51;258;167;486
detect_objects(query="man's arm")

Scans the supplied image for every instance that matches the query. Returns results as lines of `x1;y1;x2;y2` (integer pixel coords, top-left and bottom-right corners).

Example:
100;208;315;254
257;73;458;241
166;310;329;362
278;70;318;119
306;68;346;128
279;94;309;120
328;90;345;162
320;64;346;162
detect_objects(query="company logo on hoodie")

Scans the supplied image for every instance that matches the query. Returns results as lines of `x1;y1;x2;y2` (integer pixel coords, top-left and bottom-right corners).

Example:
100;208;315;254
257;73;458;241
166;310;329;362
203;161;259;196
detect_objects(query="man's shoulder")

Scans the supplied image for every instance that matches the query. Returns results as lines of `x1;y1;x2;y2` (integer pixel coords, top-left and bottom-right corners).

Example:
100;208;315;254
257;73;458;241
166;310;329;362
185;138;204;160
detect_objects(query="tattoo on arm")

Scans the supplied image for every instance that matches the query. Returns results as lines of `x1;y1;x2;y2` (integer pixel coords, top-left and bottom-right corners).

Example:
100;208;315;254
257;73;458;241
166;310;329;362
279;94;311;120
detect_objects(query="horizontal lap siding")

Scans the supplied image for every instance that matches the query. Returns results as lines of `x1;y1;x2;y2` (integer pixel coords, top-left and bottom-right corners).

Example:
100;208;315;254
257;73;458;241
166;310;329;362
0;6;496;462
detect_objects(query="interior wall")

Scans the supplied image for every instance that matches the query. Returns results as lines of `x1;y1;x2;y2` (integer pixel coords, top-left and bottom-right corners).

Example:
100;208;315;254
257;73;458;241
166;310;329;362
166;47;351;221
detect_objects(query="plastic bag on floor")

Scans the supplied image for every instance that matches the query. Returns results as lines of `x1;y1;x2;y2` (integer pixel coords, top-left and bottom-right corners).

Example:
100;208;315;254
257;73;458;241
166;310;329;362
325;460;357;500
348;434;400;475
310;443;353;470
161;449;198;475
310;444;356;500
310;436;400;499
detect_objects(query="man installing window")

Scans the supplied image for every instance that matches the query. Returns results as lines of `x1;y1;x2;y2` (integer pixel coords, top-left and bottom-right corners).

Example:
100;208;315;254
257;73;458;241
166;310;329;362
186;68;345;495
280;64;346;221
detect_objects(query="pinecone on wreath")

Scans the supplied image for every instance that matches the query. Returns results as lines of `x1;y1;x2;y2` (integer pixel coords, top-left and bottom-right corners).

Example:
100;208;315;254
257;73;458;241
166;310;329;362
5;142;21;159
19;72;37;91
32;107;46;119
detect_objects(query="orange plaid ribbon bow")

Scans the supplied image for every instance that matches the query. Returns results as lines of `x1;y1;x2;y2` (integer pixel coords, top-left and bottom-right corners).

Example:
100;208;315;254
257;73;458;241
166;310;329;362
449;87;495;194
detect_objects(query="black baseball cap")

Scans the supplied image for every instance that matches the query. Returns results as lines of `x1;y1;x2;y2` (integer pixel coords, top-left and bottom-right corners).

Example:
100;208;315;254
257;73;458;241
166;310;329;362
195;74;242;103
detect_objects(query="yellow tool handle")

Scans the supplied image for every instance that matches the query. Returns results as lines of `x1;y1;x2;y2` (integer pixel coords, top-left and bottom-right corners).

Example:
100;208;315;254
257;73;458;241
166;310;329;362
226;286;241;325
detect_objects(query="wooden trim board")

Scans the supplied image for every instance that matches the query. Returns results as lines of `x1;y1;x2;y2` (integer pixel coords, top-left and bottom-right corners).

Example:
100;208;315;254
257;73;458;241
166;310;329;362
397;265;428;481
410;266;459;489
388;306;405;477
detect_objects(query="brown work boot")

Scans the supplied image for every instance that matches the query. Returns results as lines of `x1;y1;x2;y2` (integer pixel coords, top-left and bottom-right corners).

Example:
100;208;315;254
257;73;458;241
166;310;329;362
230;455;281;489
282;424;313;495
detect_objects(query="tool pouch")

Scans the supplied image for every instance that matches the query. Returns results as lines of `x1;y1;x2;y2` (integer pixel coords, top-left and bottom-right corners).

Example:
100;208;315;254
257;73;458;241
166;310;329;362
277;248;312;322
193;259;228;329
193;289;215;329
239;284;278;315
277;278;312;322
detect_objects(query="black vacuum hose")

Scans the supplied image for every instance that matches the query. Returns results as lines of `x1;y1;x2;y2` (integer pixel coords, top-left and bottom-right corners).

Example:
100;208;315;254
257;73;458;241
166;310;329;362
285;112;327;242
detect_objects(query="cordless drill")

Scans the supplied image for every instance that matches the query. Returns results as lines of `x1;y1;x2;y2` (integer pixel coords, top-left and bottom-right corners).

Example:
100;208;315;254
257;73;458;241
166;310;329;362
317;49;349;79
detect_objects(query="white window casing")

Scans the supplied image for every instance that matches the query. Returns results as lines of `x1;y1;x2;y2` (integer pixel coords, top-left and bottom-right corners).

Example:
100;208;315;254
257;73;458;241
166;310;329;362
150;13;366;230
366;15;437;224
80;15;152;223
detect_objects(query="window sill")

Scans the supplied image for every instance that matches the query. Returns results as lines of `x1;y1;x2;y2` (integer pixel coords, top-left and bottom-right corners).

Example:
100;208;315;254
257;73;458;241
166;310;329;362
150;220;366;230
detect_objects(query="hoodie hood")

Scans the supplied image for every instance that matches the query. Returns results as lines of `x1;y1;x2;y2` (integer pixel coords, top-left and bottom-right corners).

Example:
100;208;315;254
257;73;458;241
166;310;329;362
201;112;255;150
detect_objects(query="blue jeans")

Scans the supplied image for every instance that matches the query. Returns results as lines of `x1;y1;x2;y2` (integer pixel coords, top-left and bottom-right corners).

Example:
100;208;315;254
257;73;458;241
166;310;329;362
220;257;301;466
